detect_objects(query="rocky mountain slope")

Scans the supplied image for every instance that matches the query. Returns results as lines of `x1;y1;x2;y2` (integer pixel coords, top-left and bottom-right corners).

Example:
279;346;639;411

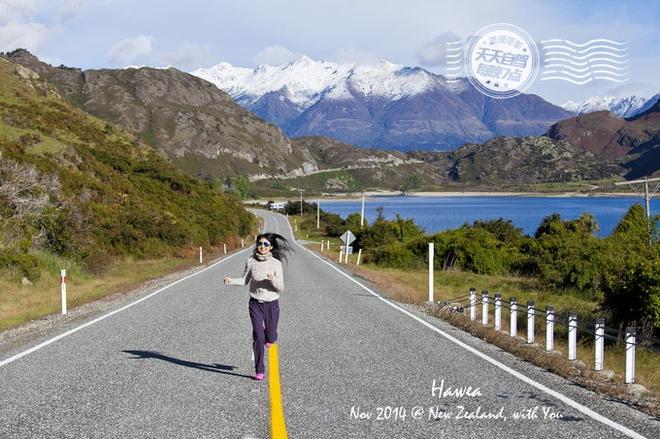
1;49;316;181
546;100;660;178
446;136;624;184
255;136;625;194
192;56;574;151
1;50;638;193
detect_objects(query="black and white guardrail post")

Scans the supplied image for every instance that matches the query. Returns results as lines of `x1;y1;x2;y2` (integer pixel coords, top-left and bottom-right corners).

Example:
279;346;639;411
510;298;517;337
481;291;489;326
625;327;636;384
494;294;502;331
527;301;535;344
595;318;605;371
452;284;650;385
568;312;578;361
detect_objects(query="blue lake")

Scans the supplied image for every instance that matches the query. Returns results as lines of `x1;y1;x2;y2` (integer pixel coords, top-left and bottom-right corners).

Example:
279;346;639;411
318;196;658;237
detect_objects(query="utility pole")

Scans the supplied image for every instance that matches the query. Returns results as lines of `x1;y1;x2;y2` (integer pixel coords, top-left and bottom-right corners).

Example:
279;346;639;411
317;199;320;229
360;192;365;228
614;177;659;221
614;177;659;240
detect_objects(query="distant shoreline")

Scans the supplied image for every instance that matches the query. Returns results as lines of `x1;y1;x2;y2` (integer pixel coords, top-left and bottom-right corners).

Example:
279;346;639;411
246;190;641;204
316;190;640;201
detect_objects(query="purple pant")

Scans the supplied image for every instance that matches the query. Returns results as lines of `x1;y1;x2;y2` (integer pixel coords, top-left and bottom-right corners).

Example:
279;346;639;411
248;298;280;374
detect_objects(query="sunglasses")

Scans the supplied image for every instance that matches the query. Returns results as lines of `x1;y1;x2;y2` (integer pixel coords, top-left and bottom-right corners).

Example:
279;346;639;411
257;241;271;248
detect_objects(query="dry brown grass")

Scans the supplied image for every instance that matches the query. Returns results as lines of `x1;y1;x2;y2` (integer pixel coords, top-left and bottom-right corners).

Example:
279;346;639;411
0;241;249;331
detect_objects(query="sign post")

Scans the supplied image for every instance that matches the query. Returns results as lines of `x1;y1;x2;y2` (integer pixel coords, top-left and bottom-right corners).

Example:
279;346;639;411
340;230;356;264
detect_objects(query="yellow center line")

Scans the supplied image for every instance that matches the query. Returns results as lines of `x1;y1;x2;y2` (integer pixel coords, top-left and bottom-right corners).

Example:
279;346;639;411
269;343;288;439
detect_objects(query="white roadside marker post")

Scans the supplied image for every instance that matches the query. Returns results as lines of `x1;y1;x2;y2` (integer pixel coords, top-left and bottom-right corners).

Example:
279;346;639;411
546;306;554;352
199;247;202;264
625;327;636;384
568;312;577;361
60;269;67;316
428;243;434;303
223;243;227;255
527;301;535;344
595;318;605;371
469;288;477;321
482;291;489;326
338;250;343;263
510;298;518;337
356;248;362;266
494;294;502;331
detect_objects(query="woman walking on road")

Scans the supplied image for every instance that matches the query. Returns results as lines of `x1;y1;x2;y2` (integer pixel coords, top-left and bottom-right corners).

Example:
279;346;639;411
224;233;293;381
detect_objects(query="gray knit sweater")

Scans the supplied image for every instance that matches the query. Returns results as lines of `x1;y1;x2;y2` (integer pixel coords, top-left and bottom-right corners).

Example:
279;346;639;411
226;253;284;302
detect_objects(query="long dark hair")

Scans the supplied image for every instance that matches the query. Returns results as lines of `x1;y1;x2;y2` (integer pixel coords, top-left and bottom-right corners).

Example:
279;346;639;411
253;232;294;264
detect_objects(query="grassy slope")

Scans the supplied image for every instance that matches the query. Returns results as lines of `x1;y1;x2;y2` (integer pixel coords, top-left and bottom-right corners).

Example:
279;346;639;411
0;58;256;329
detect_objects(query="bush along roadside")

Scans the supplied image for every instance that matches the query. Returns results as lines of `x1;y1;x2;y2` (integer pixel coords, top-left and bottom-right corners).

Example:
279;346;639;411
285;201;659;415
288;200;659;338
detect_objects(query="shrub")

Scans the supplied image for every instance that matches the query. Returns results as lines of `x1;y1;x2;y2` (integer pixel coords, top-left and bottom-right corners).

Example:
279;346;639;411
0;249;43;281
526;213;602;290
371;242;422;269
600;205;660;332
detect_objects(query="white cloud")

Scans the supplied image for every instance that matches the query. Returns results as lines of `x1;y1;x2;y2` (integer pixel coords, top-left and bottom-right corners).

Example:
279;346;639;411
0;0;52;53
55;0;89;24
0;0;40;26
253;45;300;66
155;42;216;71
107;35;153;65
333;46;379;65
417;32;462;67
0;21;50;52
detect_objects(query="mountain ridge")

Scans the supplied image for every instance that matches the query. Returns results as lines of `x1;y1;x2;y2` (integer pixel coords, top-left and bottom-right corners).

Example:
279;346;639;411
546;100;660;179
562;94;659;118
192;56;574;151
1;50;644;191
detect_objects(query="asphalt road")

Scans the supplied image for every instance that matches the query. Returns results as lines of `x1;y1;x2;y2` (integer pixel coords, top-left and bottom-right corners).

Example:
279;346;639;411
0;209;657;438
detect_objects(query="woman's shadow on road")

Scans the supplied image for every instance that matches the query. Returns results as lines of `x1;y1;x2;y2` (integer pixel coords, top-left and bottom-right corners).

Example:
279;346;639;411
122;350;254;380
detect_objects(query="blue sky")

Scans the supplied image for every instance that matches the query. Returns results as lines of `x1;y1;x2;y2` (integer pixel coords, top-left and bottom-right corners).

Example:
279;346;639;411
1;0;658;104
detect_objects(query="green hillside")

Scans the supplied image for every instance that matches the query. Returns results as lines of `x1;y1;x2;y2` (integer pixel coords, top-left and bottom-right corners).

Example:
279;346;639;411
0;58;254;282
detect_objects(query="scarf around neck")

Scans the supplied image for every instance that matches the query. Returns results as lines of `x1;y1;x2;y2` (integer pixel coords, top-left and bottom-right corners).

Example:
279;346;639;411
255;251;273;261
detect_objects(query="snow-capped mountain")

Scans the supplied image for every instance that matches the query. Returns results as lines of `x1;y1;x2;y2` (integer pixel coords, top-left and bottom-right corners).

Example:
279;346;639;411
193;56;451;108
192;56;572;151
561;94;655;118
633;93;660;117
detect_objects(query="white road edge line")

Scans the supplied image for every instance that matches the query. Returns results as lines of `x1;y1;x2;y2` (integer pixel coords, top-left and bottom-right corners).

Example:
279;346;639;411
0;248;250;368
275;211;646;439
